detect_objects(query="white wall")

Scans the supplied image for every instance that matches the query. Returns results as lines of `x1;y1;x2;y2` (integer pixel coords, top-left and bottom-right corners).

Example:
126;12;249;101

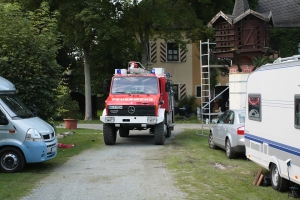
229;73;250;109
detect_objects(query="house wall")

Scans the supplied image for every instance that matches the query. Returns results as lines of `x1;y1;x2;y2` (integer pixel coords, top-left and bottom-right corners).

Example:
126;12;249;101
150;38;229;108
229;73;249;109
150;38;197;103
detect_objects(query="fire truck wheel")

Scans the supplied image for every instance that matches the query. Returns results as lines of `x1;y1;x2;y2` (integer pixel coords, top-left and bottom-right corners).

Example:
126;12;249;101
270;163;289;192
103;124;117;145
0;147;25;173
166;127;171;138
154;122;165;145
164;115;171;138
119;128;129;137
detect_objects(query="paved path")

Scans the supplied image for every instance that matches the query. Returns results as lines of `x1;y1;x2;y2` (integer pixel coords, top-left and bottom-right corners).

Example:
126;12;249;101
74;123;211;131
21;123;211;200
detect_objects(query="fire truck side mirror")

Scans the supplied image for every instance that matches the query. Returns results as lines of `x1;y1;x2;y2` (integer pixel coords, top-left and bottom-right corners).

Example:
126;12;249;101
103;81;109;93
165;82;171;92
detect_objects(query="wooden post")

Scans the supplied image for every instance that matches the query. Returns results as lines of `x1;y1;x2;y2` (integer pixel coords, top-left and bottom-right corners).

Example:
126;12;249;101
253;169;263;185
256;174;264;186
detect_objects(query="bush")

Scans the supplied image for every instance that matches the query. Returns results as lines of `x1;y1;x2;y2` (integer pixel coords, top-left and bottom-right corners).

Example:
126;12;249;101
56;85;81;120
177;95;198;114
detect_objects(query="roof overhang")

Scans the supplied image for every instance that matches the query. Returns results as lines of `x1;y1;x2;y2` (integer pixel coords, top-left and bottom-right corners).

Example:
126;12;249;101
208;11;233;27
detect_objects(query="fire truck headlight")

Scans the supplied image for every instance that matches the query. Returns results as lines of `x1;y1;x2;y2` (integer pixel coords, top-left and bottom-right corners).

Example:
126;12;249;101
105;117;115;123
147;117;157;124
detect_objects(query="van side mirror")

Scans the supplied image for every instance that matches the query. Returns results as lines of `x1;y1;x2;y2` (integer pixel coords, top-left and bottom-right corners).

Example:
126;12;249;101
0;114;9;125
165;82;170;93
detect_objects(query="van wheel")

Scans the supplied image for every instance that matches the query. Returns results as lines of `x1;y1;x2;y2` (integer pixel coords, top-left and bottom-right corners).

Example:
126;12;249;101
225;139;236;159
119;128;129;137
270;164;289;192
0;147;25;173
208;133;216;149
154;122;165;145
103;124;117;145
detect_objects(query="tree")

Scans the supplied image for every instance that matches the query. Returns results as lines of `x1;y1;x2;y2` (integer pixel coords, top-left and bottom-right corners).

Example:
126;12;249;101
0;2;62;121
48;0;127;120
121;0;212;67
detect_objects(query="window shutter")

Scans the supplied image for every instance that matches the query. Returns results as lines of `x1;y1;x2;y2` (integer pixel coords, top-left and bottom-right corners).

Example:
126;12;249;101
160;43;166;62
180;84;186;99
150;42;157;63
180;48;187;62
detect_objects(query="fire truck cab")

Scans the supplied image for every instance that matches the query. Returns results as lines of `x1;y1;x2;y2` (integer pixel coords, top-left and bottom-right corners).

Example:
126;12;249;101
100;61;175;145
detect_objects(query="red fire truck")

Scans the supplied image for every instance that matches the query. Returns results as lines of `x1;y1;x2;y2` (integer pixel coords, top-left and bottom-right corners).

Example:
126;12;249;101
100;61;175;145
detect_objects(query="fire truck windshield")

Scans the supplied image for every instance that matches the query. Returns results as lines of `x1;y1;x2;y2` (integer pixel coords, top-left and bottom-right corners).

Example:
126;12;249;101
111;76;158;94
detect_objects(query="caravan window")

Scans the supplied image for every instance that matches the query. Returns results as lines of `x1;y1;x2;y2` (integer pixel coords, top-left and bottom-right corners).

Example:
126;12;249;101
295;95;300;128
248;94;261;121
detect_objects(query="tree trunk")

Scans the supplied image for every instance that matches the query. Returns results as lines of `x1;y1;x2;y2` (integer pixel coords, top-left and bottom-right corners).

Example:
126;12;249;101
83;45;92;121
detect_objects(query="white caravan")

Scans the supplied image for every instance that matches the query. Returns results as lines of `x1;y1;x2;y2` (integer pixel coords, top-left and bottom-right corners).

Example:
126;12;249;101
245;55;300;192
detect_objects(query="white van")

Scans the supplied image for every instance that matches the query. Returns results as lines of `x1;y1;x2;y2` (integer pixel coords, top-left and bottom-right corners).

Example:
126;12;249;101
0;76;58;173
245;55;300;192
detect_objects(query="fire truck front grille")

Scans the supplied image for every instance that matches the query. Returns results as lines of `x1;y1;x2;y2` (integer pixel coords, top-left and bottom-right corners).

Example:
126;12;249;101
108;105;156;116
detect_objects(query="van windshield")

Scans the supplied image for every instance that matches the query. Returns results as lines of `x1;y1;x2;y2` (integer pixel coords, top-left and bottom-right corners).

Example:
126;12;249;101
0;94;34;119
111;76;158;94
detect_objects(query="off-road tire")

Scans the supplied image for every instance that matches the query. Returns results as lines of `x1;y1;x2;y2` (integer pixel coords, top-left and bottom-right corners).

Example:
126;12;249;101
165;116;171;138
103;124;117;145
119;128;129;137
0;147;25;173
166;126;172;138
154;122;165;145
225;139;236;159
270;164;289;192
208;132;216;149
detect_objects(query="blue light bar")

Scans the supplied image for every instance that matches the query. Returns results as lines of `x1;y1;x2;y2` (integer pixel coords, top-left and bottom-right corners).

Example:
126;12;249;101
151;69;155;74
117;69;121;74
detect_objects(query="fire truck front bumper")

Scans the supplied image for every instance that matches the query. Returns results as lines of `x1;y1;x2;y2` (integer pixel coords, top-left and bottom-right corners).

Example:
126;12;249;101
100;116;164;125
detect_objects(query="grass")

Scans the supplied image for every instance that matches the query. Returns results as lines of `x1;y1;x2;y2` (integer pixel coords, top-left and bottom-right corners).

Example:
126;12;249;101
163;129;291;200
0;128;103;200
0;127;292;200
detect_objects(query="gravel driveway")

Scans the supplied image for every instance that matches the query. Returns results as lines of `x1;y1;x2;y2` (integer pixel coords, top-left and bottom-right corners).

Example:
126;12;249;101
20;124;208;200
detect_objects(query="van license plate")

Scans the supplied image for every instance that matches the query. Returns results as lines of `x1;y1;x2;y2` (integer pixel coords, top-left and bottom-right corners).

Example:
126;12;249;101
51;146;57;153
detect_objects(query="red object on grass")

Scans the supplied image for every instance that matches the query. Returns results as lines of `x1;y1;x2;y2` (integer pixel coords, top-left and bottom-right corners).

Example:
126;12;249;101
58;143;75;148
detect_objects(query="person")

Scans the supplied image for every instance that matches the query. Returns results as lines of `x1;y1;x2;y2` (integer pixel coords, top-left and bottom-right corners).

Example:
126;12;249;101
225;99;229;110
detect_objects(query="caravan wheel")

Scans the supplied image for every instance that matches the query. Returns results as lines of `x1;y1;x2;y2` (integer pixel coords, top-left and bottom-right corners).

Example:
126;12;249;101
270;164;289;192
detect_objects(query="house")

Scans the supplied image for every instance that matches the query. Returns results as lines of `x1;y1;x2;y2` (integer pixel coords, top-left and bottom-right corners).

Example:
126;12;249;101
257;0;300;55
149;0;300;112
257;0;300;28
148;36;228;111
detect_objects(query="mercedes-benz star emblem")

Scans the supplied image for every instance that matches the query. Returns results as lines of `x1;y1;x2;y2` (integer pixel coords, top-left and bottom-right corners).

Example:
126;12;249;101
128;106;135;114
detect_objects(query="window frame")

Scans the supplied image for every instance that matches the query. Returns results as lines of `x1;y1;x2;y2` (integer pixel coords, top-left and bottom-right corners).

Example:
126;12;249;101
172;83;179;102
196;85;201;98
248;93;261;121
167;43;179;62
294;94;300;128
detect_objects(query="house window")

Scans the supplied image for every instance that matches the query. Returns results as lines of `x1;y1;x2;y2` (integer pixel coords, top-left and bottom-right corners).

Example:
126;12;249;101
295;95;300;128
167;43;179;61
248;94;261;121
196;86;201;98
172;84;179;102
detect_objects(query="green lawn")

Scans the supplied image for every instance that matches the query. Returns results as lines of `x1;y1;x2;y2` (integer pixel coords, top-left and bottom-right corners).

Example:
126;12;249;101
164;129;291;200
0;128;103;200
